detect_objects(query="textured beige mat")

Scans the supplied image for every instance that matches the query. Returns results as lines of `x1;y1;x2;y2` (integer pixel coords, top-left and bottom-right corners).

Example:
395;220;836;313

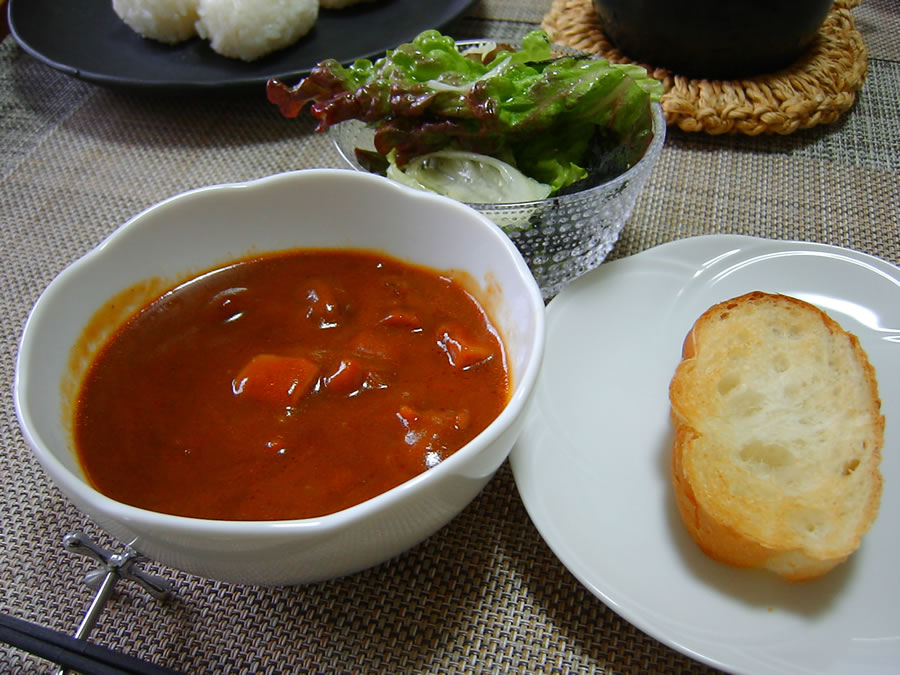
1;0;898;670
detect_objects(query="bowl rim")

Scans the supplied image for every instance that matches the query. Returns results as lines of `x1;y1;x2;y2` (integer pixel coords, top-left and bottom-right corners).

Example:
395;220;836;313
14;168;546;539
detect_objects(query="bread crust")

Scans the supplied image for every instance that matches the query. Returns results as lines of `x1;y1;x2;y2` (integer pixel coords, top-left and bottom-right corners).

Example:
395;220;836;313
669;292;884;582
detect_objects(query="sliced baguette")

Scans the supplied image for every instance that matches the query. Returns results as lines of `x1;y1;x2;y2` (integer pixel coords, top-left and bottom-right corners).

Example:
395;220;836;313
669;291;884;581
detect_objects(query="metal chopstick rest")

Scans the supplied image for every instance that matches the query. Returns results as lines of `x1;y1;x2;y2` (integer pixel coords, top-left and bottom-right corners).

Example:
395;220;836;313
55;531;179;674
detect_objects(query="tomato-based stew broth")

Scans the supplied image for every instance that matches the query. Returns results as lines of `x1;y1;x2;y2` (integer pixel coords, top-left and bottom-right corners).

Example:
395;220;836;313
74;250;510;520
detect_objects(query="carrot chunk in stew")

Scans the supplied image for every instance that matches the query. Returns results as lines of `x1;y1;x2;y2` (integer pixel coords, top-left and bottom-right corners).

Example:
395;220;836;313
323;358;366;395
303;280;340;327
396;405;472;468
379;309;422;330
351;330;397;361
401;406;471;432
233;354;320;407
436;323;495;369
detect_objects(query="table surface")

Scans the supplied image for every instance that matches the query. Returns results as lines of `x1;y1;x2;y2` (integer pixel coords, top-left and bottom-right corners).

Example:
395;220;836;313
2;1;898;673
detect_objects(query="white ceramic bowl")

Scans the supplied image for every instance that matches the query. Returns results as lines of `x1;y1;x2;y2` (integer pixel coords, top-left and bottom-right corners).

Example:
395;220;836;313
14;169;545;586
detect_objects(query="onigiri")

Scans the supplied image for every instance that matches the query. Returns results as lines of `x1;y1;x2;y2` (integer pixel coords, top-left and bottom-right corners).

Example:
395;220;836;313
195;0;319;62
112;0;200;44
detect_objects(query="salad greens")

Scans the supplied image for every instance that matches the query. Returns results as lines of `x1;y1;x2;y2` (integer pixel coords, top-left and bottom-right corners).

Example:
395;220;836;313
267;29;663;200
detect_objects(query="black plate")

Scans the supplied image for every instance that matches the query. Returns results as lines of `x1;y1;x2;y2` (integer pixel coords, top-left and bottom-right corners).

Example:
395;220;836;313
8;0;477;90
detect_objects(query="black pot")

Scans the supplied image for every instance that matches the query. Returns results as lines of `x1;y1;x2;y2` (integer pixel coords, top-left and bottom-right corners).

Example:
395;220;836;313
591;0;834;79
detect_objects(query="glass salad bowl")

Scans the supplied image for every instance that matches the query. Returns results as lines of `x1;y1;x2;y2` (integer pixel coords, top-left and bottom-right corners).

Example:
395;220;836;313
331;102;665;300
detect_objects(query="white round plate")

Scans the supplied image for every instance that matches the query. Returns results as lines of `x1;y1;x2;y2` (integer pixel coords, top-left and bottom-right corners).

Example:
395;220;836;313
510;234;900;674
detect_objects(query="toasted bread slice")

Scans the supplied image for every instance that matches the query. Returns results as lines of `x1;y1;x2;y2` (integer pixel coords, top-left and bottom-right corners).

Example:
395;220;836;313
669;291;884;581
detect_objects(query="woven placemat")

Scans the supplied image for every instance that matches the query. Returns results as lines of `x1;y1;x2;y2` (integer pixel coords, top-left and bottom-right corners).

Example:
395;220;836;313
542;0;868;135
2;11;898;667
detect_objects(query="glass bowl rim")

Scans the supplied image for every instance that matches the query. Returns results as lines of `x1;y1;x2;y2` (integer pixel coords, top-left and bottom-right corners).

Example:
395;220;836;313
328;38;667;210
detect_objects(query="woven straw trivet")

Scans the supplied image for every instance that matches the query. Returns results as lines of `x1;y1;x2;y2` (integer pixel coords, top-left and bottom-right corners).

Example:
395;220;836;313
542;0;868;135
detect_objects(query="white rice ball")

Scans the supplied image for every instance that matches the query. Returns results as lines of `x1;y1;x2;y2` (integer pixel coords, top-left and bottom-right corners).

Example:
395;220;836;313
112;0;200;45
195;0;319;62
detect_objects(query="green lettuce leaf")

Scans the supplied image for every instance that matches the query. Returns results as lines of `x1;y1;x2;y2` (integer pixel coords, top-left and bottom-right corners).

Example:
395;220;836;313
267;29;663;197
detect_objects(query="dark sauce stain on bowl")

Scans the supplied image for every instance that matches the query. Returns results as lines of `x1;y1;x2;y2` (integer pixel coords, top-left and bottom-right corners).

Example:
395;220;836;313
62;277;174;440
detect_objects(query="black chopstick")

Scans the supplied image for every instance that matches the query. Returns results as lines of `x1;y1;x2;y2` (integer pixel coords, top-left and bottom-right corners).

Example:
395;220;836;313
0;612;183;675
